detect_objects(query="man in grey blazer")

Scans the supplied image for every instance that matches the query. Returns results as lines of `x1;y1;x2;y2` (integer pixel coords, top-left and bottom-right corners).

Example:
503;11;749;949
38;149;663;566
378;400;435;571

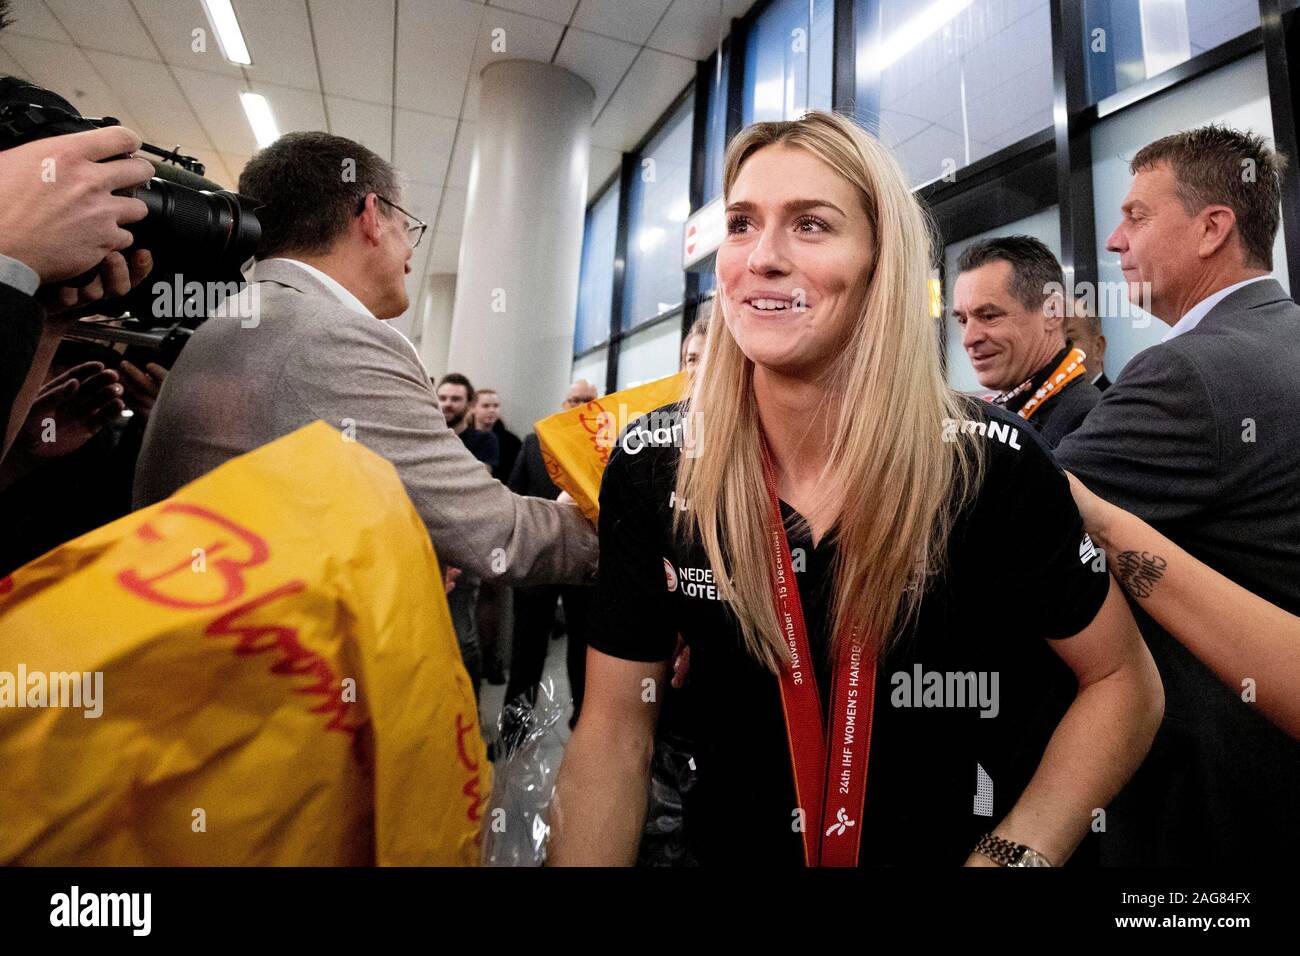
134;131;596;594
1056;125;1300;864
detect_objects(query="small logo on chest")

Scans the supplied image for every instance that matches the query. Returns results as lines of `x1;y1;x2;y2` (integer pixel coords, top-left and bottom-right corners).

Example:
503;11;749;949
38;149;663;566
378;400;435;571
663;559;722;601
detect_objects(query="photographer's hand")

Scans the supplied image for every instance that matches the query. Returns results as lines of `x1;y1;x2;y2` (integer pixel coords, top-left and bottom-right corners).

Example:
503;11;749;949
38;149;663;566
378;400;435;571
3;248;152;460
40;248;153;321
0;126;153;284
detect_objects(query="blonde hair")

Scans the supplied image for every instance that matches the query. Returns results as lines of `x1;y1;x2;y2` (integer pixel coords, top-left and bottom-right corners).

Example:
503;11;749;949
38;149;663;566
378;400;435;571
673;111;982;673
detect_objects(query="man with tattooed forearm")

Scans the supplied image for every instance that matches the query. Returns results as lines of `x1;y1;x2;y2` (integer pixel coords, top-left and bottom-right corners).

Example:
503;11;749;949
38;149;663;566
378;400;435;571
1066;474;1300;742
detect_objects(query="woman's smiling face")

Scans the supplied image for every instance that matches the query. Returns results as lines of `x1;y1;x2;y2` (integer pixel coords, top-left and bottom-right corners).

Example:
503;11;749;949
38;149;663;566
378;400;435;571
716;143;876;378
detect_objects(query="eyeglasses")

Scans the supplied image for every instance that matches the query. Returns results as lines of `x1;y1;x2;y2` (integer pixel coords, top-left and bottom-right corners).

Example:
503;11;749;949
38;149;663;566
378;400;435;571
359;193;428;249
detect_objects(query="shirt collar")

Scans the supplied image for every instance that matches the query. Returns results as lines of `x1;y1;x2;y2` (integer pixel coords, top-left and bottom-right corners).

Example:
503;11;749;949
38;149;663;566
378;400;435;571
262;257;375;319
1162;275;1270;343
994;343;1072;414
248;257;429;372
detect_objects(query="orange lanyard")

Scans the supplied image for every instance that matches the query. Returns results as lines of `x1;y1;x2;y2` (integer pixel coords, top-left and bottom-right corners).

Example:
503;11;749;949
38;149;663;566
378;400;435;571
1018;347;1088;420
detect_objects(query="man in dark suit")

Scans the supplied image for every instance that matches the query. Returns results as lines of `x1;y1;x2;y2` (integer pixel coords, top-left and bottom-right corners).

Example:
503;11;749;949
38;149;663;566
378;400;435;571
953;235;1102;447
1057;124;1300;864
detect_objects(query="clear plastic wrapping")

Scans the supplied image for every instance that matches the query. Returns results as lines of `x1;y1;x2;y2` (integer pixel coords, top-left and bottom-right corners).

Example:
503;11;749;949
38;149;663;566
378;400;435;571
480;681;701;866
480;681;567;866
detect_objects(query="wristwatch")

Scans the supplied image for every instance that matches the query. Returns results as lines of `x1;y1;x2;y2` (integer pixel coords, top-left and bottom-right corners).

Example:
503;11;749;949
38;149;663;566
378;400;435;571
973;833;1054;867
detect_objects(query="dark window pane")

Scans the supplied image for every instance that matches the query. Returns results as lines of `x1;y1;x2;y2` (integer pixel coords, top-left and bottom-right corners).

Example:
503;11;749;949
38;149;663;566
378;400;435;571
574;182;619;354
742;0;834;126
622;98;693;331
1080;0;1259;104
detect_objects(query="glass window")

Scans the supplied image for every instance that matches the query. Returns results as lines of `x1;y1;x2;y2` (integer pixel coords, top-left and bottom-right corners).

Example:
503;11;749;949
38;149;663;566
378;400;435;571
621;98;693;331
742;0;834;126
698;268;717;299
574;182;619;354
615;317;684;390
1080;0;1259;104
854;0;1054;187
571;348;608;397
1091;51;1288;378
942;205;1062;394
702;46;731;202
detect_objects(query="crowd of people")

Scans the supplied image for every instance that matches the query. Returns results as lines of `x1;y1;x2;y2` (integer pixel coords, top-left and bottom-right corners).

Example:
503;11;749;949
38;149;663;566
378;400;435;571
2;53;1298;867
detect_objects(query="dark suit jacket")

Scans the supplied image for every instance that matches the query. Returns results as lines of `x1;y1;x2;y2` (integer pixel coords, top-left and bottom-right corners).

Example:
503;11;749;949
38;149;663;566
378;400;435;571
1056;277;1300;864
509;431;560;500
492;422;522;485
1031;374;1102;449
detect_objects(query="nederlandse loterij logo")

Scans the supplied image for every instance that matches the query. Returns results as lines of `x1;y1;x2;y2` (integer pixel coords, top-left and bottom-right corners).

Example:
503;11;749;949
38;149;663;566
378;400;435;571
0;666;103;718
663;561;721;600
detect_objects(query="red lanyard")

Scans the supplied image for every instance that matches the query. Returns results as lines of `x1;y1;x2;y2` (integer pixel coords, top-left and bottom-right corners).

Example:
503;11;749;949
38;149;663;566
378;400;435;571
759;436;877;867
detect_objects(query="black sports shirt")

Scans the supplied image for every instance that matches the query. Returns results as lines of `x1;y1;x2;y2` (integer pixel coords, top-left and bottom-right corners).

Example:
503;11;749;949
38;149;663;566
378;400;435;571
586;400;1110;866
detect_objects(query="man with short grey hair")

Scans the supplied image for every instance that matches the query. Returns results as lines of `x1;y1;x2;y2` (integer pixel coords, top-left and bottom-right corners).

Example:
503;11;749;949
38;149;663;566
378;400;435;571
1057;124;1300;865
135;132;596;593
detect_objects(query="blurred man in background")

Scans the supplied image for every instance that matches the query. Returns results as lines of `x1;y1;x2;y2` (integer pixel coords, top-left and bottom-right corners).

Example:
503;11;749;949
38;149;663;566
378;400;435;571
1066;305;1110;391
437;372;498;473
473;388;520;483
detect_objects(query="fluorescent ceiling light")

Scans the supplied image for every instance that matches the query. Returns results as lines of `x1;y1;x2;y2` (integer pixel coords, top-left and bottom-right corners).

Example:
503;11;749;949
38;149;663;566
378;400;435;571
872;0;974;72
202;0;252;65
240;91;279;148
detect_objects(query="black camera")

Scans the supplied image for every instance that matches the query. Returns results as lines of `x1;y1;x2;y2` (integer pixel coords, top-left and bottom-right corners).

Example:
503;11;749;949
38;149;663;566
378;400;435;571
0;76;262;327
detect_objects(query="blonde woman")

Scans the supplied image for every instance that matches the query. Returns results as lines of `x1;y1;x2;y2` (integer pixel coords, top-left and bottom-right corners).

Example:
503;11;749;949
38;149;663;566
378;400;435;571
549;113;1163;867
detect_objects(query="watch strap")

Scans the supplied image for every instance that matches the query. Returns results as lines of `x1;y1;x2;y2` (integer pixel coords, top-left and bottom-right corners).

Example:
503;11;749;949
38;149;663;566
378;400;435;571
973;832;1053;867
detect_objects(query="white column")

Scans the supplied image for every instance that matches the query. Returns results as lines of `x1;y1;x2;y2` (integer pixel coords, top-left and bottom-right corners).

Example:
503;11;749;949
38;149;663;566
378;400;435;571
416;273;457;378
447;60;594;431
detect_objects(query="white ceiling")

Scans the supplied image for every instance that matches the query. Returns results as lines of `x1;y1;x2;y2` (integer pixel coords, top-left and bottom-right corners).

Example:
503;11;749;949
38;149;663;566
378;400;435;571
0;0;752;324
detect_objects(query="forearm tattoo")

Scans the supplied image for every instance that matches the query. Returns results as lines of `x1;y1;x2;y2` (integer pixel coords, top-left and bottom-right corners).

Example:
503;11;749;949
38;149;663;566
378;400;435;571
1115;550;1168;599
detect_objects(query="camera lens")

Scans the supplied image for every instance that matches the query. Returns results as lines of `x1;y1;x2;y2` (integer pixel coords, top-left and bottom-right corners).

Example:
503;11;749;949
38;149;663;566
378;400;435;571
125;178;262;265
